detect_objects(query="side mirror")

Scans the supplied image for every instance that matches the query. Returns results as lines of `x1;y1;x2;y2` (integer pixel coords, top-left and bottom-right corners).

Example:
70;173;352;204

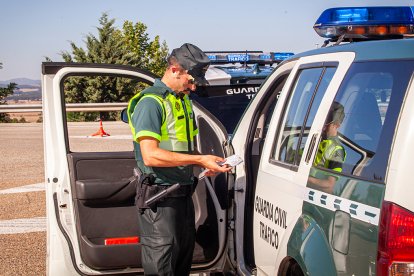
120;108;129;123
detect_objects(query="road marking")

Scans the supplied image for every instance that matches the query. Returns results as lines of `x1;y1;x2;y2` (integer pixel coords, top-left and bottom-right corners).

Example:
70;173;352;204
0;183;45;194
0;217;46;234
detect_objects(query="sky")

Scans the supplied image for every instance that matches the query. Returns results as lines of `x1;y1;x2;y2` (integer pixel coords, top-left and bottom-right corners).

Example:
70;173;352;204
1;0;413;81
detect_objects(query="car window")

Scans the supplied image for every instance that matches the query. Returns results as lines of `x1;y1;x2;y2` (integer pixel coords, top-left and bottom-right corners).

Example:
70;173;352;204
274;66;337;166
311;60;414;183
63;75;148;152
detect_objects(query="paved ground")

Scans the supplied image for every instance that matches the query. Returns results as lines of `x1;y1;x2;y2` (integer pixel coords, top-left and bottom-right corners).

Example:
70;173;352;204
0;121;131;276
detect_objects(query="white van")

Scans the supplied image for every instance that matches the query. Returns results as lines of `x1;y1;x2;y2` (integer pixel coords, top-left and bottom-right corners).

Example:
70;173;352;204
43;6;414;276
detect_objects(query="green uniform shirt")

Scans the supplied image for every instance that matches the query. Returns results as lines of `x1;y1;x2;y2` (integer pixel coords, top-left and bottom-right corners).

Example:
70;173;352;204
131;79;198;185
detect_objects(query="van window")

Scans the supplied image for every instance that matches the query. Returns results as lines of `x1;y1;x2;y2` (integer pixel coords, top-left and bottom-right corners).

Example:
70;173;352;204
63;75;147;153
311;61;414;183
274;66;337;166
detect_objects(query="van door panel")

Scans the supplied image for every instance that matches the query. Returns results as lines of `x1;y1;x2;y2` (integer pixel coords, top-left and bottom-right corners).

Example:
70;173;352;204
252;53;355;275
43;64;229;274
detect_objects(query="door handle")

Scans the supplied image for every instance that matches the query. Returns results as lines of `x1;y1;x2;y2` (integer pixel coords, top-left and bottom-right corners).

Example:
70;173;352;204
305;133;318;164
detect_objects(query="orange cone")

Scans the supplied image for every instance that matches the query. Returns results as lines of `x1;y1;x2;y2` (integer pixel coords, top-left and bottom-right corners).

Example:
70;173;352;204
91;120;110;137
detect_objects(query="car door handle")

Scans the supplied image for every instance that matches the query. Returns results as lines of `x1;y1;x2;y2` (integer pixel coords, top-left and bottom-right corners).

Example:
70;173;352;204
305;133;318;164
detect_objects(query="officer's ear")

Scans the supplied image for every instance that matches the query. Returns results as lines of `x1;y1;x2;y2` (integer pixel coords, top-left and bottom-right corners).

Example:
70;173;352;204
170;65;181;75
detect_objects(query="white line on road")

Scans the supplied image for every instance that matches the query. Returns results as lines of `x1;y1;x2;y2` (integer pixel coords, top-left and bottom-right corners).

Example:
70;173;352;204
0;217;46;234
0;183;45;194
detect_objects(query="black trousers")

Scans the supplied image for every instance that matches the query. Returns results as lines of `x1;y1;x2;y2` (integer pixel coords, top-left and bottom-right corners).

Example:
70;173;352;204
137;196;195;276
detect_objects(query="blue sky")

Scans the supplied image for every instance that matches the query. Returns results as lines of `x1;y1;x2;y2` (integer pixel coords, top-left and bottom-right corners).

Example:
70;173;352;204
0;0;413;81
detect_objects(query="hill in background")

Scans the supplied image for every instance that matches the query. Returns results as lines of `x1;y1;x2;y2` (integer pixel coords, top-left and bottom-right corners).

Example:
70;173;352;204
1;78;41;102
0;78;41;87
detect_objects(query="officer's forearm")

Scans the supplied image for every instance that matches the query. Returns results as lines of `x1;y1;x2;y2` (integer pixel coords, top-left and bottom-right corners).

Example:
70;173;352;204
139;138;228;172
143;145;203;167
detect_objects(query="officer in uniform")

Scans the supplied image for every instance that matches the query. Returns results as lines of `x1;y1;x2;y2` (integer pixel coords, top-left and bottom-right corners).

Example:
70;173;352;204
127;43;231;275
308;101;346;194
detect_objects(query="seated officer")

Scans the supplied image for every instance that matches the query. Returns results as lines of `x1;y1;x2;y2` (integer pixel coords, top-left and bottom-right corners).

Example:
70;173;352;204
307;101;346;194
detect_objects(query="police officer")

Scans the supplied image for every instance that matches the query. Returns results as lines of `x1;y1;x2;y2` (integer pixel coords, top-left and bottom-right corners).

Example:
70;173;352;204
128;43;231;275
308;101;346;194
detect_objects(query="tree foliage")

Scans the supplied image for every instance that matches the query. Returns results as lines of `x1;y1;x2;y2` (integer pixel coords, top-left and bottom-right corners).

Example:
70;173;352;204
0;82;17;122
122;20;169;76
59;13;169;121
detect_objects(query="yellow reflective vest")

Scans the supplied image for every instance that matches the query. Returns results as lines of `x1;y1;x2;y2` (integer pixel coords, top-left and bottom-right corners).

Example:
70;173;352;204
127;86;198;152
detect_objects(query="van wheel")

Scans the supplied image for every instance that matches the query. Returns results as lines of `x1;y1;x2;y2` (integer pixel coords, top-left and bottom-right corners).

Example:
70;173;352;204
287;262;304;276
279;258;304;276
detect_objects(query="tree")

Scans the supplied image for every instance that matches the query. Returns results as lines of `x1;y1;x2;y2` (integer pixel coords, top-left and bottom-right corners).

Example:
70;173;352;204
0;82;17;122
121;20;169;77
59;13;169;121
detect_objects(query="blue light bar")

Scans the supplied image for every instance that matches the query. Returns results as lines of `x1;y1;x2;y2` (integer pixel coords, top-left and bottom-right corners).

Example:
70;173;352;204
314;6;414;39
273;52;295;61
205;51;294;64
207;54;217;61
259;54;272;60
227;54;250;62
333;8;368;23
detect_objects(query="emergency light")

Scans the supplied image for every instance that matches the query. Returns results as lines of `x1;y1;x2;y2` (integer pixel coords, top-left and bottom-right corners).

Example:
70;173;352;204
205;51;294;64
314;6;414;39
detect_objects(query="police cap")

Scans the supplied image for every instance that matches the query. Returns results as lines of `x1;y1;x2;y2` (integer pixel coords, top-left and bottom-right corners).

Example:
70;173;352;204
169;43;210;86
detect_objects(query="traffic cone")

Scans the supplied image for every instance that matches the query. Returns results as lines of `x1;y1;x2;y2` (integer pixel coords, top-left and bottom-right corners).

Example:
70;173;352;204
91;120;110;137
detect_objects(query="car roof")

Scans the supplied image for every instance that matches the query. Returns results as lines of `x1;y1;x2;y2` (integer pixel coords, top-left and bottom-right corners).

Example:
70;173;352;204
288;38;414;62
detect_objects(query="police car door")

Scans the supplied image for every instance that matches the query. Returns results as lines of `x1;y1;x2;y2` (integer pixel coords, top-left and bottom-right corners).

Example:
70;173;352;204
251;53;354;275
42;63;229;275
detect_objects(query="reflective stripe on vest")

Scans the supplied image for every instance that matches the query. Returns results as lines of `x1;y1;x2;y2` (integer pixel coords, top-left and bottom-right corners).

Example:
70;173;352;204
128;91;197;152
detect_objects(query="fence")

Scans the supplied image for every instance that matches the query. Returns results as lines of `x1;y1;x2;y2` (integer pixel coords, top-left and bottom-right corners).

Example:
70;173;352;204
0;103;128;113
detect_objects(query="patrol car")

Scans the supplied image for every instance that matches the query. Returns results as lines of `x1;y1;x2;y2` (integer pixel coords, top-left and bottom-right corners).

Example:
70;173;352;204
43;6;414;276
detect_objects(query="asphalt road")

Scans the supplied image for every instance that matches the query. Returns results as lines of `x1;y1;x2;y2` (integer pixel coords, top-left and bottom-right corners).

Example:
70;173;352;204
0;121;132;276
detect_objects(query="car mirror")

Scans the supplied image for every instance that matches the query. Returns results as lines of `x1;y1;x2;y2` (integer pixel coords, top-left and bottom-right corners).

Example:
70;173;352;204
120;108;128;123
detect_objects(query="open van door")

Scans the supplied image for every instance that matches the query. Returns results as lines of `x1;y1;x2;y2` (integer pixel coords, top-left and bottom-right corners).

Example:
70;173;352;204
42;63;230;275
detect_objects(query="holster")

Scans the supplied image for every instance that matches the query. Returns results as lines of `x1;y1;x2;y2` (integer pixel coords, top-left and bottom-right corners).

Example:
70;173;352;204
134;168;156;211
133;167;197;212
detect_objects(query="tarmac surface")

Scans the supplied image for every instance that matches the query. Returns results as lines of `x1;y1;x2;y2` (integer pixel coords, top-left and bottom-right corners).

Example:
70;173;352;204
0;121;132;276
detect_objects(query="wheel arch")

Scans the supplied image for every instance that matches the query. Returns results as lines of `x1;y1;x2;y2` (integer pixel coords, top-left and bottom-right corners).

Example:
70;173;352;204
285;215;337;276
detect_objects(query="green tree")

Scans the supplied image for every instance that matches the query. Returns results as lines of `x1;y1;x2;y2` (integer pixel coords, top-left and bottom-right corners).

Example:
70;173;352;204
59;13;169;121
121;20;169;76
0;82;17;122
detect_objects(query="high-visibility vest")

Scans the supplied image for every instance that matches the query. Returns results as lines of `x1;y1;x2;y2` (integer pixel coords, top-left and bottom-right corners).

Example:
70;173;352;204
127;87;198;152
313;138;346;172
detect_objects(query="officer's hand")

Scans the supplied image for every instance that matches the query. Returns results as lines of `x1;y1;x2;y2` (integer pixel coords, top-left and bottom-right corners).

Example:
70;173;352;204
200;155;232;173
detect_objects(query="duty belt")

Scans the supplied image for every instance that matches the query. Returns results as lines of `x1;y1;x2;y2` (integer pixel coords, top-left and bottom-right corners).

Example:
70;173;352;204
155;184;193;198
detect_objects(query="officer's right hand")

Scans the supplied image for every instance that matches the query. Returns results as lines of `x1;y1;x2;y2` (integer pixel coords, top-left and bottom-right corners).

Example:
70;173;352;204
200;155;232;173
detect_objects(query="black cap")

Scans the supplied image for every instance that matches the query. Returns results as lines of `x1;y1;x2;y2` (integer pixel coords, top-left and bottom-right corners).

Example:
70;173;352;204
169;43;210;86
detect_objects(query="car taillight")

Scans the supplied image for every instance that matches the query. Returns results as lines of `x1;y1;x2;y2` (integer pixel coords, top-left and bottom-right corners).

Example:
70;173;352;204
377;201;414;275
